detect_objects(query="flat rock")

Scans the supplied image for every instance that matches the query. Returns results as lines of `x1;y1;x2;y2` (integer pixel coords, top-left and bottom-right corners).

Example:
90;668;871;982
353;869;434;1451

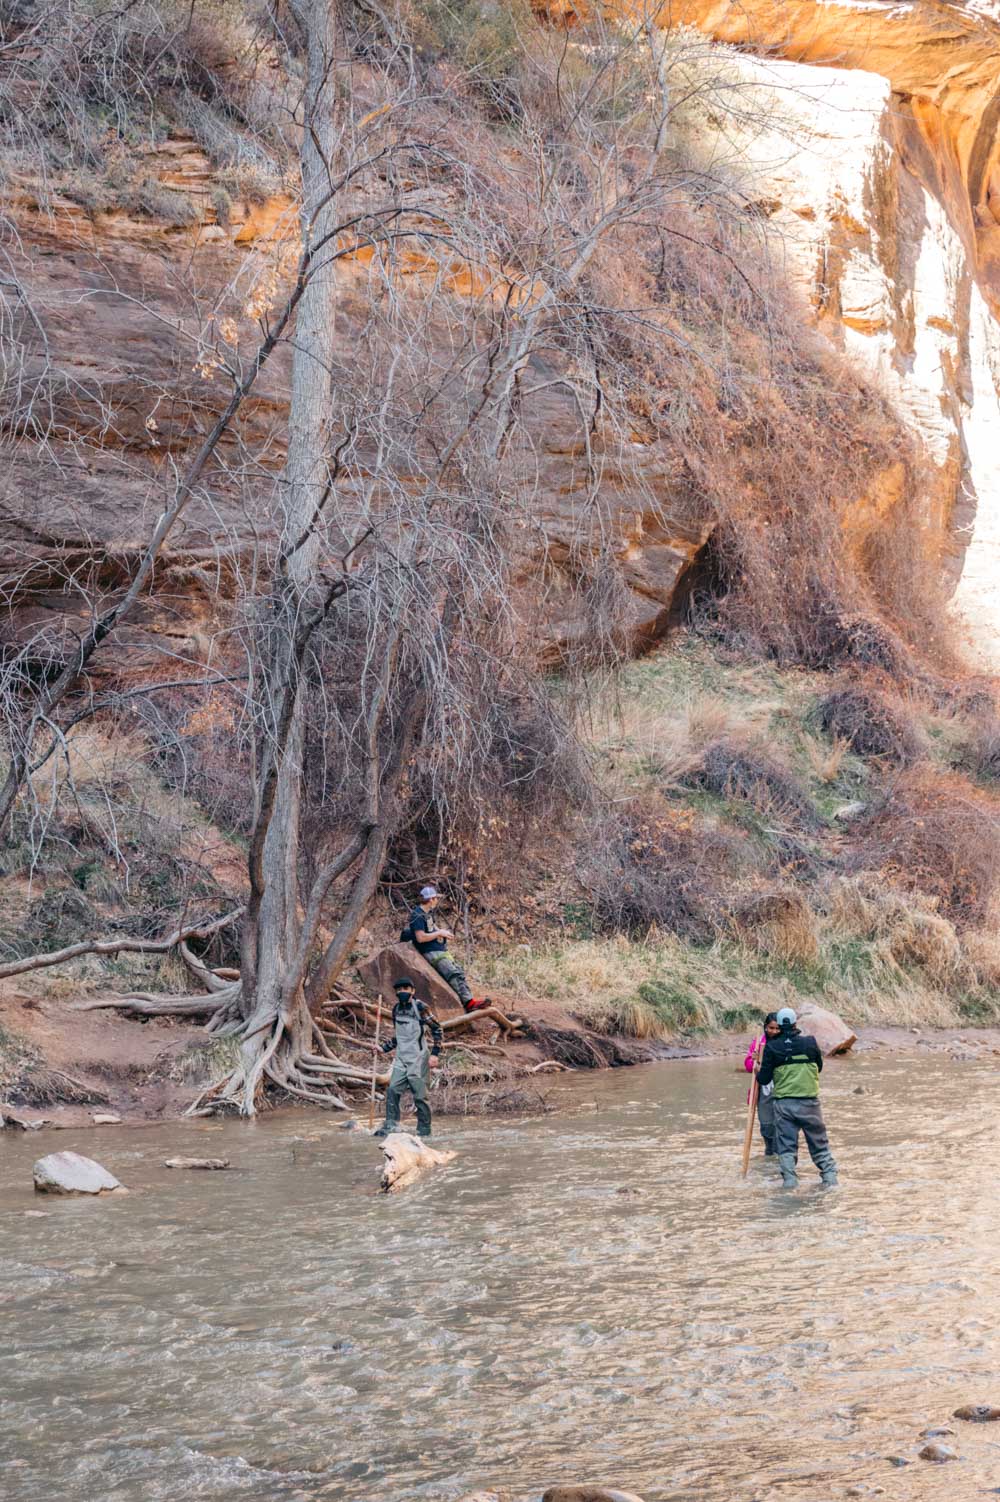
357;943;464;1016
832;800;866;822
91;1113;123;1125
954;1404;1000;1422
33;1151;125;1195
918;1443;958;1462
542;1490;646;1502
795;1002;857;1056
379;1132;456;1193
163;1157;231;1170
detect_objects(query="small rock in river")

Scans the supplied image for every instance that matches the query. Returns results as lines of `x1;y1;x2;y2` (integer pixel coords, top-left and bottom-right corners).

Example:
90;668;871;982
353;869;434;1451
542;1490;646;1502
163;1157;231;1170
954;1403;1000;1422
886;1456;910;1467
920;1426;955;1438
33;1151;125;1195
918;1443;958;1462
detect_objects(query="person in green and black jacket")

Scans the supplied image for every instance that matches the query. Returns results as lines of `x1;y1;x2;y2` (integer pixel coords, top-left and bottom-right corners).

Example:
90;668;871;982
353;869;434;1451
756;1006;838;1189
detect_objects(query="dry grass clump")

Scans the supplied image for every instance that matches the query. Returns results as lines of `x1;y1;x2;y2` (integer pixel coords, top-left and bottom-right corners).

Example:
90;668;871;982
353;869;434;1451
815;681;924;766
28;727;151;805
853;771;1000;928
590;690;770;793
802;731;850;784
732;888;819;964
961;929;1000;990
825;872;970;990
692;738;818;826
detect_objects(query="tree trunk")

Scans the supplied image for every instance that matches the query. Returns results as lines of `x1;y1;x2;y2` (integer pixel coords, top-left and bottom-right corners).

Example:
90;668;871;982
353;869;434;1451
228;0;344;1111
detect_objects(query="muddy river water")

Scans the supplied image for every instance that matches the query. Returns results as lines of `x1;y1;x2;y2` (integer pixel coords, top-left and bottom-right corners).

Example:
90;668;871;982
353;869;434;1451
3;1052;1000;1501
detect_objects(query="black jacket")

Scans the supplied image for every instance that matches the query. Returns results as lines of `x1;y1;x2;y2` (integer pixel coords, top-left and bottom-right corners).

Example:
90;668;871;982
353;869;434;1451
757;1031;823;1097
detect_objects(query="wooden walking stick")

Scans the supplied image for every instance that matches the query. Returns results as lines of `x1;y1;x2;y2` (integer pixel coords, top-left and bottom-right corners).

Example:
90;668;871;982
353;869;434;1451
368;994;384;1130
741;1036;764;1177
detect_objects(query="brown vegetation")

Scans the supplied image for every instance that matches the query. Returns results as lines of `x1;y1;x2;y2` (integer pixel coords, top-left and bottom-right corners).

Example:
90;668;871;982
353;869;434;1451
852;770;1000;928
815;680;924;766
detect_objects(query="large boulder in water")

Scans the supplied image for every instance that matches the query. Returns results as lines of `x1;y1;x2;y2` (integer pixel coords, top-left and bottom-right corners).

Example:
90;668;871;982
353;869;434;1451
796;1002;857;1056
379;1132;456;1193
357;943;464;1015
33;1151;125;1195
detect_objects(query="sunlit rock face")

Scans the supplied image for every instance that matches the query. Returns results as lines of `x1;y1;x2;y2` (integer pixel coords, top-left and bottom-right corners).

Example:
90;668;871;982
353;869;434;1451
665;0;1000;664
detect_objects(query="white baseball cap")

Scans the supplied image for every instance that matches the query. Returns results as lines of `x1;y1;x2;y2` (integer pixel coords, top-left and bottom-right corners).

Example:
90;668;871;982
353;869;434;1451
420;885;438;900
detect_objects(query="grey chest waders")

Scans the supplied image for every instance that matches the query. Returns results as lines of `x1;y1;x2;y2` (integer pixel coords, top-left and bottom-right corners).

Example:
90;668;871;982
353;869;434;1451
381;999;433;1138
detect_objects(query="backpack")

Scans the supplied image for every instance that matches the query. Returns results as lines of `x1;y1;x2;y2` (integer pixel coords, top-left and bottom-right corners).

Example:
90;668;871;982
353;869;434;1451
399;905;423;945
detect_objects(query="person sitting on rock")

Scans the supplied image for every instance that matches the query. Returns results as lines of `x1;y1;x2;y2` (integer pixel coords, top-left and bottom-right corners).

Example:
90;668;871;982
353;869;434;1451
402;884;492;1013
744;1011;781;1157
374;977;443;1140
756;1006;838;1189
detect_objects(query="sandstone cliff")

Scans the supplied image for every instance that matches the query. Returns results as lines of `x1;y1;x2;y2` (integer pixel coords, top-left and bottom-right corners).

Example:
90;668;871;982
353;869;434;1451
664;0;1000;662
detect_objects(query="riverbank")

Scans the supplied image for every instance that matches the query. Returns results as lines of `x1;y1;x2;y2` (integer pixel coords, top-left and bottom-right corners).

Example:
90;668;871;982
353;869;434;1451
5;974;1000;1131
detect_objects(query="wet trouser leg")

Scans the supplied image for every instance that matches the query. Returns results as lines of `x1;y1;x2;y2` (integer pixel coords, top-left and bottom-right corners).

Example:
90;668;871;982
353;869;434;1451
378;1065;406;1136
774;1098;837;1185
378;1061;432;1137
429;951;473;1008
410;1062;432;1137
757;1092;776;1156
799;1098;837;1184
773;1098;801;1187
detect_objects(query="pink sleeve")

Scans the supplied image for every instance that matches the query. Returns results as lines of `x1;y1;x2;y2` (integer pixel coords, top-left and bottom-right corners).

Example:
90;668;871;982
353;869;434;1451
744;1036;760;1072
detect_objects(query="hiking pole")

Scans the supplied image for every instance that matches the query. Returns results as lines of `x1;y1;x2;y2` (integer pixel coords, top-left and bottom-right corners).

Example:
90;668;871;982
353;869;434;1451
368;995;383;1130
741;1037;763;1178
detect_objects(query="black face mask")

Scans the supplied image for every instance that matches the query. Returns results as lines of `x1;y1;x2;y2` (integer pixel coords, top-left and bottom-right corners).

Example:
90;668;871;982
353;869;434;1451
396;991;415;1005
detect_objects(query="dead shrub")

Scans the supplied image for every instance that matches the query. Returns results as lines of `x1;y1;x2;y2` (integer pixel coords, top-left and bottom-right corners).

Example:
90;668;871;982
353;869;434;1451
731;888;819;964
691;738;818;826
815;681;923;766
852;771;1000;928
956;717;1000;782
582;799;744;941
813;613;914;677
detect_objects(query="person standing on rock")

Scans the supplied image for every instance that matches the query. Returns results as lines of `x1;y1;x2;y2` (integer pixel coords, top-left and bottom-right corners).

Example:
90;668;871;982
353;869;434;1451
402;885;492;1014
745;1012;781;1156
374;977;443;1139
756;1006;838;1189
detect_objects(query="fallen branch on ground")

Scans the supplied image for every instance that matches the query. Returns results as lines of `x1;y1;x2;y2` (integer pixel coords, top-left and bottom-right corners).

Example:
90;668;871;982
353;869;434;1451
3;909;243;982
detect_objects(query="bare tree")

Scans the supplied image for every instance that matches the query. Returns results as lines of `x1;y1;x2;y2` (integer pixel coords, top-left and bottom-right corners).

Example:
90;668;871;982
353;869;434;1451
2;0;808;1114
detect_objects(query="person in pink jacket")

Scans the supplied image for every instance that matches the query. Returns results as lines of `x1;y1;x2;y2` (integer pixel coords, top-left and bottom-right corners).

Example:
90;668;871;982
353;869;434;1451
745;1012;781;1156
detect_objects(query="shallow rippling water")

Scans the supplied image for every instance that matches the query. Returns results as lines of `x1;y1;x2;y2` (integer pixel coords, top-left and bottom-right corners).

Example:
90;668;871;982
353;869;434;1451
3;1052;1000;1501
